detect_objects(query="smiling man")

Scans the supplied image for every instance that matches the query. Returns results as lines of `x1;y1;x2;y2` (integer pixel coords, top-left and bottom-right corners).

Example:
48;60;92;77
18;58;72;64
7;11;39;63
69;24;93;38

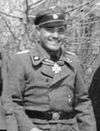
2;6;96;131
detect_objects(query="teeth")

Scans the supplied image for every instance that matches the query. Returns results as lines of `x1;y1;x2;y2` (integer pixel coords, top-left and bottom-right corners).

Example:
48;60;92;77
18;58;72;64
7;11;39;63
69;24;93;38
48;37;53;41
48;38;61;42
48;38;53;41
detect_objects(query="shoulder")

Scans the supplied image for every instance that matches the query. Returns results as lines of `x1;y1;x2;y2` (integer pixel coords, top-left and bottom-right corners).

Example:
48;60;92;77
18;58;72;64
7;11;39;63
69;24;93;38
63;51;84;77
16;49;30;58
65;51;76;56
15;50;30;58
64;51;80;65
10;50;31;65
63;50;83;73
16;50;30;55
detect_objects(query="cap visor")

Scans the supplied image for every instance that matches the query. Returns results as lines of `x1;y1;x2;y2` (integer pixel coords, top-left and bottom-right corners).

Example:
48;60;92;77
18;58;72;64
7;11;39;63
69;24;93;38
39;20;66;28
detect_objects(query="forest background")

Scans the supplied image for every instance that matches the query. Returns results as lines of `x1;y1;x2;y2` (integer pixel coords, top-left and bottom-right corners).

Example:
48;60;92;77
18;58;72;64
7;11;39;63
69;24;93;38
0;0;100;87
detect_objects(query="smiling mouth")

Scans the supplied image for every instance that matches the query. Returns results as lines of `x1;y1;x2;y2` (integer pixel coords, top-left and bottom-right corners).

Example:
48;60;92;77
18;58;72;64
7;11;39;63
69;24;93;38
48;41;61;46
48;38;62;44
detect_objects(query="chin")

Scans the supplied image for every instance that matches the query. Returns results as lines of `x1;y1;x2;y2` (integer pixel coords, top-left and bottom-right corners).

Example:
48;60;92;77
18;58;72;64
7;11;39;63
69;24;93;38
48;47;60;51
47;45;60;51
43;42;61;51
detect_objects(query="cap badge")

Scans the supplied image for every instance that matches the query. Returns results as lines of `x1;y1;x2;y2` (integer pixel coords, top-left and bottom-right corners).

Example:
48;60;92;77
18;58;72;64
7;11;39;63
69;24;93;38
52;14;58;19
52;112;60;120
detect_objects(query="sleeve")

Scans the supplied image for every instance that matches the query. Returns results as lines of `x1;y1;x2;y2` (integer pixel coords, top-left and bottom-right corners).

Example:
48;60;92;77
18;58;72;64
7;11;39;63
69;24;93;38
0;98;7;130
74;60;97;131
2;54;35;131
89;66;100;130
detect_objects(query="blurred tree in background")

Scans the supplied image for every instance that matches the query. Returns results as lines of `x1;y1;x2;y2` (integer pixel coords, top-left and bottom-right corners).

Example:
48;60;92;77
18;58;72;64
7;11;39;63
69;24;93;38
0;0;100;87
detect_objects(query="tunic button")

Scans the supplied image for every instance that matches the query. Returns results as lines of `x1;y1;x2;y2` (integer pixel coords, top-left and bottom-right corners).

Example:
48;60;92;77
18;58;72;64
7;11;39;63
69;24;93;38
45;78;49;82
52;112;60;120
67;95;72;103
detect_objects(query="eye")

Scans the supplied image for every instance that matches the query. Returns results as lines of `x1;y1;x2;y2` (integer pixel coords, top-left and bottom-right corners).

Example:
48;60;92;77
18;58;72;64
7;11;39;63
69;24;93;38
45;27;55;33
58;26;66;34
48;36;53;41
45;26;66;34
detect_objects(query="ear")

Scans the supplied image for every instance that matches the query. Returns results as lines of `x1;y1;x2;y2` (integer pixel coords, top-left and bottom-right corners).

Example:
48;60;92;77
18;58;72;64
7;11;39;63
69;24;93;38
36;25;40;30
35;26;41;37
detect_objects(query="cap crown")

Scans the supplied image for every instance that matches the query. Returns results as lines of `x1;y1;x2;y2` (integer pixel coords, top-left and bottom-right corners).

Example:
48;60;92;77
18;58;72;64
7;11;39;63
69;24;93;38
34;6;66;27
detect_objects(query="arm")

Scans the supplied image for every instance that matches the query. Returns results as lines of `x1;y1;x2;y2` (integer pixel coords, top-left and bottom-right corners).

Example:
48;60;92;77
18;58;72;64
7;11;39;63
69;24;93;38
89;67;100;130
74;61;97;131
0;98;7;130
2;54;37;131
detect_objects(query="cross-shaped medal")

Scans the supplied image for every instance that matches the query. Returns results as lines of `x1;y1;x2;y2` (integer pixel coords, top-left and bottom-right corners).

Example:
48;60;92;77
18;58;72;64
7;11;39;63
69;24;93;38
52;63;61;74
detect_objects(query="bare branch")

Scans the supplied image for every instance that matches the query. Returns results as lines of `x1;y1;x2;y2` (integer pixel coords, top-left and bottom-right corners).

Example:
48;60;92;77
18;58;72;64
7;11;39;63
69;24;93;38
81;19;100;25
29;0;46;10
14;8;25;14
25;0;29;23
1;16;20;41
65;0;94;14
23;0;30;42
0;10;23;20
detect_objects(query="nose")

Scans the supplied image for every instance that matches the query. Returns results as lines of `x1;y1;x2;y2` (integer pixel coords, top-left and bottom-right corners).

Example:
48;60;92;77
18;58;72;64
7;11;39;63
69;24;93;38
52;32;59;39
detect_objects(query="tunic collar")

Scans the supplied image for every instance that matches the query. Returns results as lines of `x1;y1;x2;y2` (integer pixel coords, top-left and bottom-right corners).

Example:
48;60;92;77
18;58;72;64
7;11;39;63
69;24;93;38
30;43;71;66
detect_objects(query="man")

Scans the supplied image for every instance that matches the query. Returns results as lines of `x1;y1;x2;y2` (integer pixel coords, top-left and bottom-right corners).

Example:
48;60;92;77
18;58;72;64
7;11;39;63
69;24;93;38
0;52;7;131
89;66;100;131
0;101;6;131
2;6;96;131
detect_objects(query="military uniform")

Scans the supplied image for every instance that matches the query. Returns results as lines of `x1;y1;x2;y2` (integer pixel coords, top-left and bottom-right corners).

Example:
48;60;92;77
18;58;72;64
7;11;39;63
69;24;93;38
89;66;100;131
2;6;96;131
0;99;7;130
2;44;96;131
0;53;7;131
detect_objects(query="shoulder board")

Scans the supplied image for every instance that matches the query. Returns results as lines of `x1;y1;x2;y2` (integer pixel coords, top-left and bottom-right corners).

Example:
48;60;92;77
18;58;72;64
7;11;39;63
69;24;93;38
16;50;30;55
64;51;80;70
65;51;76;56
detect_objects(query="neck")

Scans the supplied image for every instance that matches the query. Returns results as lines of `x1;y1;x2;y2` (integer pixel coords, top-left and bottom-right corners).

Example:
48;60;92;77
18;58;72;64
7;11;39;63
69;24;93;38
44;47;62;62
39;41;62;62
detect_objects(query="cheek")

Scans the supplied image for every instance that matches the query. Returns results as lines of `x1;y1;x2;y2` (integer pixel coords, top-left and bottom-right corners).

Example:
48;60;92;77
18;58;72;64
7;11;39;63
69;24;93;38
42;36;48;42
59;34;65;39
43;36;51;42
41;32;50;41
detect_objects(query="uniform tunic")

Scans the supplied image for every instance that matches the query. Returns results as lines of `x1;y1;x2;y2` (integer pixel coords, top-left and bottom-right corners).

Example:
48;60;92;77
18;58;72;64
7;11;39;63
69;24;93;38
2;44;96;131
89;66;100;131
0;57;7;130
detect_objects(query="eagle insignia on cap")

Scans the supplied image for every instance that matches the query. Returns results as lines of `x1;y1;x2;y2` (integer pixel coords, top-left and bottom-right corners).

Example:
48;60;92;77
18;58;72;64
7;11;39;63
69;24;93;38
52;14;58;19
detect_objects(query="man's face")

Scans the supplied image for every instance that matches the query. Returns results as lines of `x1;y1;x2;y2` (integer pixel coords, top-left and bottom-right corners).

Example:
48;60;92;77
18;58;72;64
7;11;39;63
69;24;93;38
38;26;66;51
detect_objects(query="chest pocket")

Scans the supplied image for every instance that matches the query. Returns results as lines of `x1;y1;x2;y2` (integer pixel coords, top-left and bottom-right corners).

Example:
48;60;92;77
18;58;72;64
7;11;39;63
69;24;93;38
49;83;74;112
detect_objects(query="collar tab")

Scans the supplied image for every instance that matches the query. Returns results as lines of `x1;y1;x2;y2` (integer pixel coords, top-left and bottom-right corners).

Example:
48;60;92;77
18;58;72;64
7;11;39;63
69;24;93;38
31;55;42;66
33;56;40;61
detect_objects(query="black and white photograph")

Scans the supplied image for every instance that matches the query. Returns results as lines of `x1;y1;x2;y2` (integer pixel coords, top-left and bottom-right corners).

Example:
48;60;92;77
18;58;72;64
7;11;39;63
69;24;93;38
0;0;99;131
